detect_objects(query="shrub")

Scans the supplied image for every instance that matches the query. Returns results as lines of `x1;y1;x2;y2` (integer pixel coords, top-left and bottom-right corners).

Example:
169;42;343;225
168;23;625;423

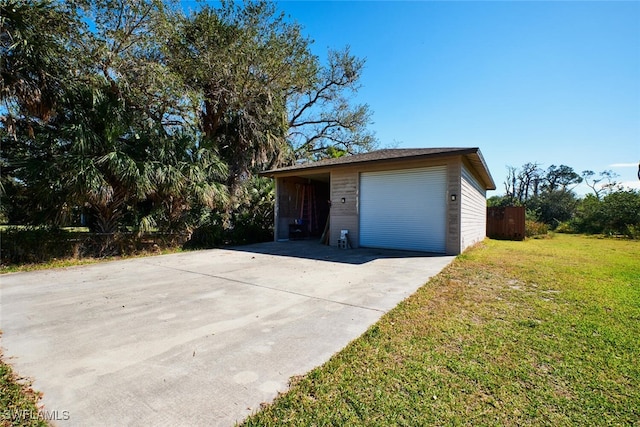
184;176;274;249
626;224;640;239
228;176;274;244
183;222;226;249
571;190;640;238
527;190;579;228
1;226;74;264
525;220;548;237
554;221;575;234
600;190;640;236
0;227;187;266
570;194;602;234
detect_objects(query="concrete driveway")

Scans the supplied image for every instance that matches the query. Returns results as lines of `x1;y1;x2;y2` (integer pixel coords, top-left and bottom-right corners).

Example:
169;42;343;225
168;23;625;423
0;241;453;426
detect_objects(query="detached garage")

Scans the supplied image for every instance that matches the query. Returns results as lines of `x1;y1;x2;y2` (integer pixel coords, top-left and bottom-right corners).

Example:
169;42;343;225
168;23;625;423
261;148;496;255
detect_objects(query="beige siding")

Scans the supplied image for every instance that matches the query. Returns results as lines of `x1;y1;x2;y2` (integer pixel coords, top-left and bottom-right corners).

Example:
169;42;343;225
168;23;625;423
446;158;461;255
328;156;463;252
330;171;359;247
460;163;487;251
272;154;485;254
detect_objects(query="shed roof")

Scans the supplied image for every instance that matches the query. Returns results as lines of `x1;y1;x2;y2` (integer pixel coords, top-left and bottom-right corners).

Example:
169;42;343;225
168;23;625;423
262;147;496;190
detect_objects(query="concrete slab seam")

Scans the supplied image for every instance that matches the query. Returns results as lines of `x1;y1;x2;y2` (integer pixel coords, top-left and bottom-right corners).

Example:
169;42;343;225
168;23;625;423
140;261;387;314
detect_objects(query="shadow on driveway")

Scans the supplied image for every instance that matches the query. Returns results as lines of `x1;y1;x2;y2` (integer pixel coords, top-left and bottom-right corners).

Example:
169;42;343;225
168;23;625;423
228;239;447;265
1;241;454;426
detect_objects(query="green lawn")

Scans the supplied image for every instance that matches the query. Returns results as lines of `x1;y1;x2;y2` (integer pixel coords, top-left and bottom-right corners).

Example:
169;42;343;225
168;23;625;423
243;235;640;426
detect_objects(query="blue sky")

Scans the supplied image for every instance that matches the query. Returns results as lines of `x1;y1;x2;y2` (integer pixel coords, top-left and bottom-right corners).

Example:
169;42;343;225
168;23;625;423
270;0;640;196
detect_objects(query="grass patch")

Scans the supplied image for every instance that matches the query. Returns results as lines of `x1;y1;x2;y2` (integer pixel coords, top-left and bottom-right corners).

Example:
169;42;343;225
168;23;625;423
0;344;48;426
243;235;640;425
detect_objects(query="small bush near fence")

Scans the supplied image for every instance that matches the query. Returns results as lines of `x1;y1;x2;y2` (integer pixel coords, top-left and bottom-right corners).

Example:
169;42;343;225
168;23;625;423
0;227;188;266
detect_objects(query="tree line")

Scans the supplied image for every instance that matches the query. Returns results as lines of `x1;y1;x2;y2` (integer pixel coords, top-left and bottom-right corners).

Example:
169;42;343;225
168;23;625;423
489;163;640;238
0;0;376;240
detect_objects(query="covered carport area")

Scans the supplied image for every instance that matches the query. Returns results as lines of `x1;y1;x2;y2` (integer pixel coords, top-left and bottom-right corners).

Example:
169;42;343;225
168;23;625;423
272;171;331;241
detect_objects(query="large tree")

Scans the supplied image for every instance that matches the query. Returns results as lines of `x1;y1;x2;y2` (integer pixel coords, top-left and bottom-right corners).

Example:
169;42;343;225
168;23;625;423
162;0;376;189
1;0;81;222
504;162;541;204
542;164;582;193
582;169;620;200
287;47;377;161
162;1;314;191
501;162;583;228
1;0;377;235
2;0;229;232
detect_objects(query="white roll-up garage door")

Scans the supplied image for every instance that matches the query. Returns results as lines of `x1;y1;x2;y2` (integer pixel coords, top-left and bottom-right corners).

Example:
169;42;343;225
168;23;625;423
359;166;447;253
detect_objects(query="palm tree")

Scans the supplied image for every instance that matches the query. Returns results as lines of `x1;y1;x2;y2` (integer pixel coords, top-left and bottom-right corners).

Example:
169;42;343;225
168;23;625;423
58;81;229;234
142;131;229;233
0;0;77;121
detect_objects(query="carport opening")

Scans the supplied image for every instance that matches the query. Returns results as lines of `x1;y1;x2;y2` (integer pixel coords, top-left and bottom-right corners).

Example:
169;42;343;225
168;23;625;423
277;174;330;240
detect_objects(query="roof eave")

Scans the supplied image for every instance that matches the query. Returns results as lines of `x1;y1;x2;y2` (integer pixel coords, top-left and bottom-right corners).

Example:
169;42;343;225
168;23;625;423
260;148;497;191
465;150;497;190
260;148;478;176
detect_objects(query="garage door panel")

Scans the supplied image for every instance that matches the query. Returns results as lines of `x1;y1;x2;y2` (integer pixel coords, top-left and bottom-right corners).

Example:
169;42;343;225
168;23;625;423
359;166;446;253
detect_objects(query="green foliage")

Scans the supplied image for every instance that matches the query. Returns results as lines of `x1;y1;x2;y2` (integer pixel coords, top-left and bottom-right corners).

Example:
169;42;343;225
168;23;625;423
1;0;375;240
570;194;603;234
162;1;308;187
501;163;638;236
524;208;539;222
0;0;79;120
182;218;227;249
503;163;581;228
0;227;187;265
571;190;640;237
554;221;575;234
184;176;274;248
525;219;548;237
487;195;519;207
227;176;274;244
527;189;579;229
625;224;640;240
542;164;582;192
600;190;640;237
0;226;72;264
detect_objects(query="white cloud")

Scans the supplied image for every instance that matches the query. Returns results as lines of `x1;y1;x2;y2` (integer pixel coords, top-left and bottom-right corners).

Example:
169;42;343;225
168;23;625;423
620;180;640;190
609;162;639;168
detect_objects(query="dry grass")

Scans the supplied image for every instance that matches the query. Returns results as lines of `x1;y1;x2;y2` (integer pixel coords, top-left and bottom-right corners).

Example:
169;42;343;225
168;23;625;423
243;235;640;426
0;345;48;427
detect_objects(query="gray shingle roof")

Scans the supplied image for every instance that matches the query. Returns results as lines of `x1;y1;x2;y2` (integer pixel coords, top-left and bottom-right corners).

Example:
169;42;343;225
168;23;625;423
262;147;496;190
265;148;472;171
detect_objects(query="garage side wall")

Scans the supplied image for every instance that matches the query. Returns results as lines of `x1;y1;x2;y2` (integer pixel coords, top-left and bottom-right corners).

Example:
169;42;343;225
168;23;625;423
330;170;359;247
446;159;461;255
460;162;487;251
